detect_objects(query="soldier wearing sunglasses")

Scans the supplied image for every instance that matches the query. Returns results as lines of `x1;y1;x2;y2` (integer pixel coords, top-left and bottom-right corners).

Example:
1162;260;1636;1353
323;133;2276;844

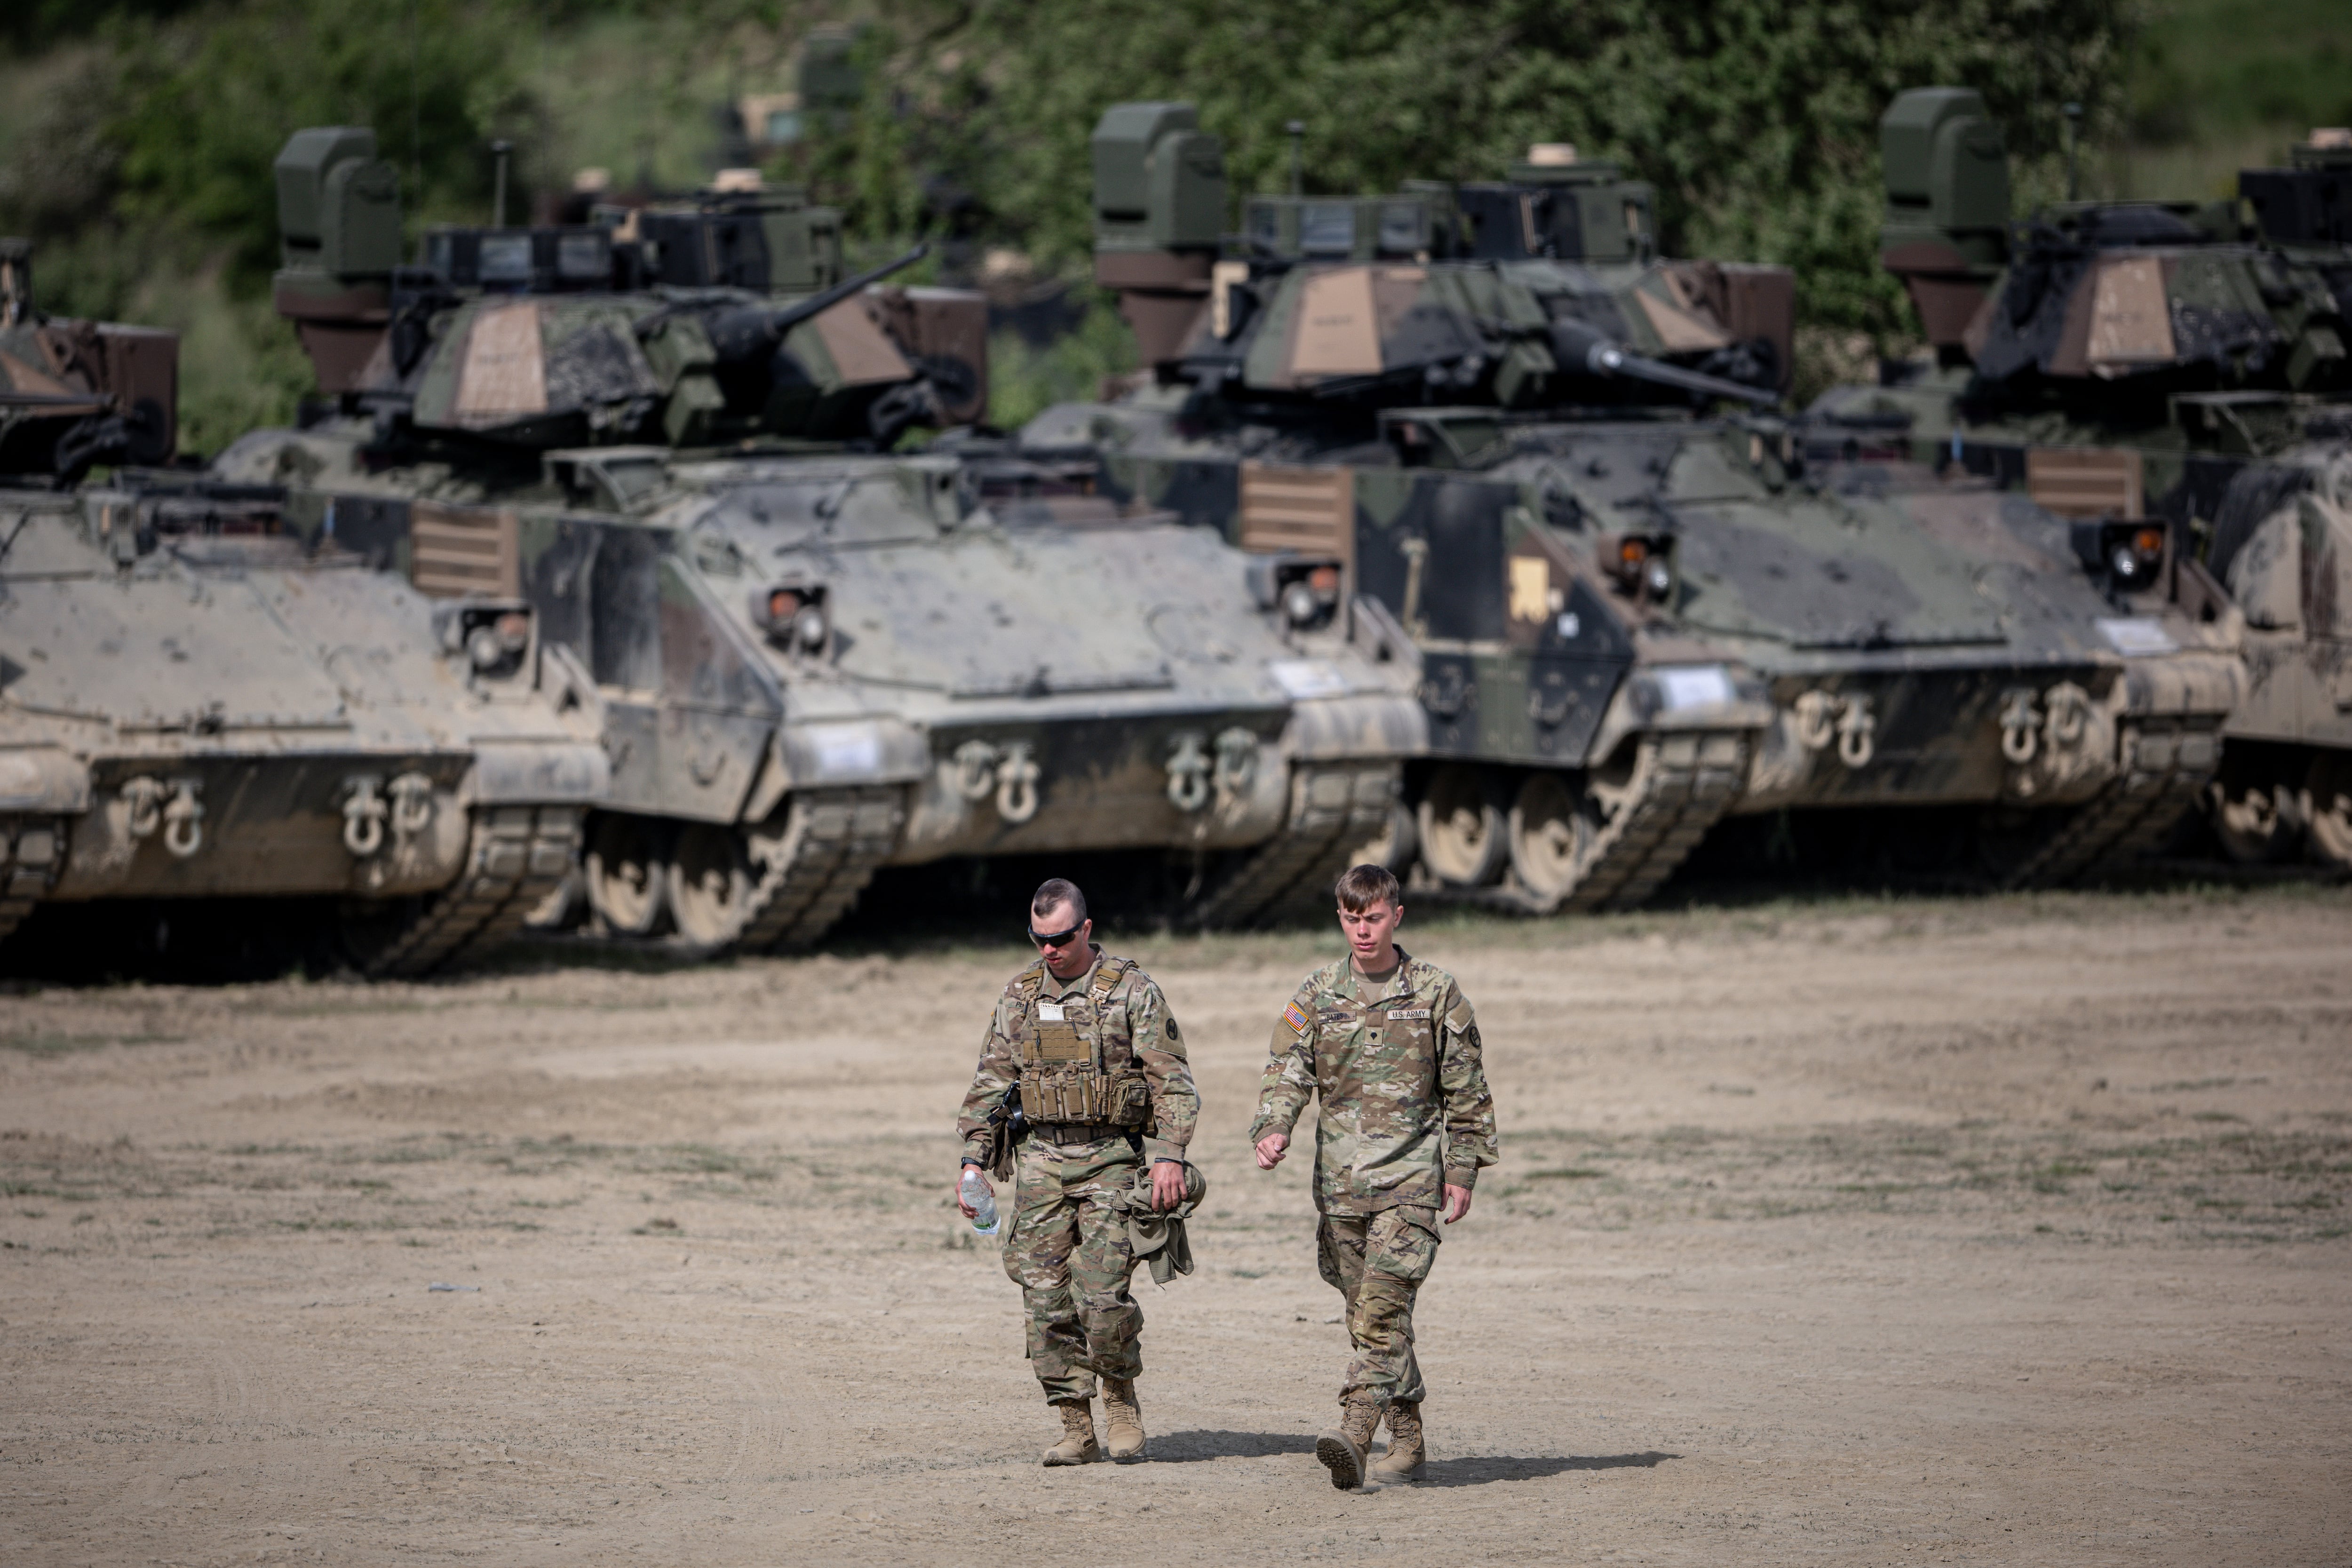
954;877;1198;1465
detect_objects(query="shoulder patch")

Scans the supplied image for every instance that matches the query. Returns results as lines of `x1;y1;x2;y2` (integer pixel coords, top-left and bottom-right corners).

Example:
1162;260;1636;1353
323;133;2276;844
1283;1000;1311;1036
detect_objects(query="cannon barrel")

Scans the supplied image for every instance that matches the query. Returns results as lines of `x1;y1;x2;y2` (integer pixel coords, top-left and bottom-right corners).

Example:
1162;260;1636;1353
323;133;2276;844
644;242;931;361
1549;319;1780;408
759;242;930;341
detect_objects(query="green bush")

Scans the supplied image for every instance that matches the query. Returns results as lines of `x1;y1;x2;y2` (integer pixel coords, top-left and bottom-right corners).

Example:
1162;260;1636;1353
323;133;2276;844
986;290;1139;431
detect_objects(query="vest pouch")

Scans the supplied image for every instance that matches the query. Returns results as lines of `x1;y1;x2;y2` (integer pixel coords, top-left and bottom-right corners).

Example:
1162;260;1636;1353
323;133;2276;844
1109;1070;1151;1127
1035;1020;1089;1063
1020;1067;1069;1124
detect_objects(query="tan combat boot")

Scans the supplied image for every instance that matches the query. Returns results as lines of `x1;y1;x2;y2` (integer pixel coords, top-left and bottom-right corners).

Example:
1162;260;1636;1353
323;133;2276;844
1042;1399;1100;1466
1370;1399;1425;1480
1100;1377;1147;1461
1315;1395;1383;1489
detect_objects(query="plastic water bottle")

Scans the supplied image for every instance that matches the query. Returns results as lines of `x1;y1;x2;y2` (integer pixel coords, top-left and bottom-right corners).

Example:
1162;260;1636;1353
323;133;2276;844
961;1167;1000;1237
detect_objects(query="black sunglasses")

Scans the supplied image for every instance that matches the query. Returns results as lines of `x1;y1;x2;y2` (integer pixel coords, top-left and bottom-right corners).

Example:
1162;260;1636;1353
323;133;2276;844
1028;921;1085;949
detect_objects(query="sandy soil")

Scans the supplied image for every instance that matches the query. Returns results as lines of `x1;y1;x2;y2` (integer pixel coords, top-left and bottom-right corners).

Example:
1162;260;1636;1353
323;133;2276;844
2;886;2349;1566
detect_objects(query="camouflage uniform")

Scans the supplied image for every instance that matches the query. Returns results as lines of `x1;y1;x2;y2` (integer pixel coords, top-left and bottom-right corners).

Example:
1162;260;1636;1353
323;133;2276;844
957;946;1198;1403
1248;947;1497;1406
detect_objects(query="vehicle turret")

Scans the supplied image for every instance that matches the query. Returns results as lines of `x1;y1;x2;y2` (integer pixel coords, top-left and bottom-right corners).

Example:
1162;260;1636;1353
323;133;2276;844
1081;104;1793;415
269;127;989;452
1873;87;2350;402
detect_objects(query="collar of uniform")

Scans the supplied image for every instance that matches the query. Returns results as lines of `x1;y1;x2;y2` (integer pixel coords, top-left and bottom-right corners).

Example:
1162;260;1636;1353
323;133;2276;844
1335;944;1415;1001
1040;942;1104;999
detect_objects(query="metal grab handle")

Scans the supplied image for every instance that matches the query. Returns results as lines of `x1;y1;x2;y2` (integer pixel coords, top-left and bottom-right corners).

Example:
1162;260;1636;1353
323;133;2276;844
1165;733;1211;812
389;772;436;837
2045;684;2090;748
1836;696;1876;769
342;775;388;858
1999;689;2041;764
1793;690;1838;751
1212;728;1258;804
1398;537;1430;639
952;740;1000;802
995;743;1041;824
161;780;204;859
120;776;167;839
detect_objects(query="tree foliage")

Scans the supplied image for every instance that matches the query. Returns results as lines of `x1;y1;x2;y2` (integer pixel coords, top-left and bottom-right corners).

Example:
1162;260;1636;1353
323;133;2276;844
2;0;542;306
819;0;2138;337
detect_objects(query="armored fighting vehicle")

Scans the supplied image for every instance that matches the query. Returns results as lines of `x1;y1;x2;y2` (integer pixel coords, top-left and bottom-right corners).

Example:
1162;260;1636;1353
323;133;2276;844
222;127;1420;949
0;253;607;968
1812;88;2352;869
1020;103;2243;909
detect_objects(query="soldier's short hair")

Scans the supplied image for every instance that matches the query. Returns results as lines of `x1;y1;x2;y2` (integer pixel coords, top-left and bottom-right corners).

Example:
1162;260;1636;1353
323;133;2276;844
1334;864;1401;913
1031;877;1088;925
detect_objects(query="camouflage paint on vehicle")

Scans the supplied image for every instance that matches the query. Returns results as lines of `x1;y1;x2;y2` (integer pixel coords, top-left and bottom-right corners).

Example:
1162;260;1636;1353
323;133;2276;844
1021;102;2239;911
0;470;607;970
1813;88;2352;870
224;126;1425;952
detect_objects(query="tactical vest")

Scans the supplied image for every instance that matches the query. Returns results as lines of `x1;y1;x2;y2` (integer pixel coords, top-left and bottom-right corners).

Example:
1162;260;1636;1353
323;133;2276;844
1014;954;1153;1129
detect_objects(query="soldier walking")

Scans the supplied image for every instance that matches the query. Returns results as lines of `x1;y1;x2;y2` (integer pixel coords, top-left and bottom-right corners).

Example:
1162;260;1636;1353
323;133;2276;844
1250;864;1498;1488
955;877;1198;1465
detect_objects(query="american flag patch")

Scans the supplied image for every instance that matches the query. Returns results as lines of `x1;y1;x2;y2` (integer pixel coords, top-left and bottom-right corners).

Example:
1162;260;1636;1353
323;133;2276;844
1283;1001;1310;1035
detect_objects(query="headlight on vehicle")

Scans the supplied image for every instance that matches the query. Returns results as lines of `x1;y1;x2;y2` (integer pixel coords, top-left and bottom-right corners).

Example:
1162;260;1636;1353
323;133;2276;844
432;599;533;679
1600;532;1675;602
2070;518;2168;589
750;578;830;654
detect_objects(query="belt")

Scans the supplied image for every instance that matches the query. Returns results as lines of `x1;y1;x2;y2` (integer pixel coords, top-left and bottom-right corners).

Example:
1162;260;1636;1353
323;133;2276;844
1028;1121;1129;1145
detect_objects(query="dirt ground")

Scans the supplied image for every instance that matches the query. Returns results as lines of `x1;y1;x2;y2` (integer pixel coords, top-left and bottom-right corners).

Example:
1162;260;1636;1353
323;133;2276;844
2;886;2349;1567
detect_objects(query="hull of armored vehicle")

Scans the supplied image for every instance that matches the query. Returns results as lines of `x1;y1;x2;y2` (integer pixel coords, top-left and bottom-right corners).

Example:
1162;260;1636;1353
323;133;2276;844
1036;399;2240;906
1813;389;2352;871
0;474;607;971
216;427;1422;948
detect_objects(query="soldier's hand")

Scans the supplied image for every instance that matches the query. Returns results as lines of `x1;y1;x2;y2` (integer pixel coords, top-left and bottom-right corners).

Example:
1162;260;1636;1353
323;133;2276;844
1150;1160;1186;1211
1442;1183;1473;1224
1254;1132;1289;1169
954;1167;980;1219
